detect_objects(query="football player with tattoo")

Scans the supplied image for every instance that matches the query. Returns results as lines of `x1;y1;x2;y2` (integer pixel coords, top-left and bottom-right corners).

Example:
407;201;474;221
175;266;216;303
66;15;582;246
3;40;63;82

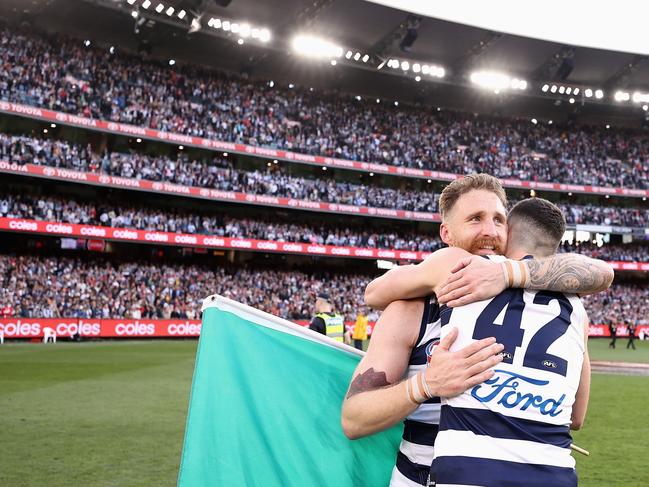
341;175;613;487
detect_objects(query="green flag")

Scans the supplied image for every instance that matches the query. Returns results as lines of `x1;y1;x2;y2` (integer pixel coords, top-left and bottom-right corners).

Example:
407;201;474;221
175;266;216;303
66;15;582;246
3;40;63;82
178;295;401;487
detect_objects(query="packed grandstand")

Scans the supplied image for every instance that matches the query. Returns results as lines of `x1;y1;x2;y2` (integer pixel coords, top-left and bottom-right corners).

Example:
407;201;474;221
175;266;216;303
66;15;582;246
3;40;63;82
0;21;647;337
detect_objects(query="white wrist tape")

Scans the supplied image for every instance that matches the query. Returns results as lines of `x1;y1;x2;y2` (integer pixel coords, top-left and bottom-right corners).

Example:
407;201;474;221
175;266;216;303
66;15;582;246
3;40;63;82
406;372;433;404
501;260;530;288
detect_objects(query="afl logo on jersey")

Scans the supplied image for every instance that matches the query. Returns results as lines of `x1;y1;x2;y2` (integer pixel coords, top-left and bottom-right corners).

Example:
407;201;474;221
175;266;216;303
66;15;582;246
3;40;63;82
425;340;440;364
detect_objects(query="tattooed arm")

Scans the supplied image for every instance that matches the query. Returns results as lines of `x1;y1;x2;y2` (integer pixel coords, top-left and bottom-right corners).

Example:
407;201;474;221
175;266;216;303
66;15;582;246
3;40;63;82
525;254;613;295
436;253;614;307
341;299;503;439
341;300;421;439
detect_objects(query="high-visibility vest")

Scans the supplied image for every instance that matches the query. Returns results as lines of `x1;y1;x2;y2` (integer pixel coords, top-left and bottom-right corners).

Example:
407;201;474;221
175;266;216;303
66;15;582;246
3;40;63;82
352;314;368;340
317;312;345;342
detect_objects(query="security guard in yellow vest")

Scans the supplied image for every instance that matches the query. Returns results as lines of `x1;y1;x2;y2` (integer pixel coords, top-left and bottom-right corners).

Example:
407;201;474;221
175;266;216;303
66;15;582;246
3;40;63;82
309;292;349;343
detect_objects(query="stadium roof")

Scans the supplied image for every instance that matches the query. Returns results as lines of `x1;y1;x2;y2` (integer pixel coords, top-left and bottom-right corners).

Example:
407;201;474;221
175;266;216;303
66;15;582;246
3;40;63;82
3;0;649;125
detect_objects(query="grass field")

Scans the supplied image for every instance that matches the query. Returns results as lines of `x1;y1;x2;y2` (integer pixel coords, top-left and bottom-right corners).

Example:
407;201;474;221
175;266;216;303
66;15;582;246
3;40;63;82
0;339;647;486
587;336;649;363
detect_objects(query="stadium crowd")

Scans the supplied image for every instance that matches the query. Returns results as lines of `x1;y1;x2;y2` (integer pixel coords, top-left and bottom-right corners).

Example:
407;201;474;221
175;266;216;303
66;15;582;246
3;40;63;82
0;192;445;251
1;27;649;189
1;187;647;242
0;254;367;320
0;133;438;212
560;241;649;262
0;254;645;325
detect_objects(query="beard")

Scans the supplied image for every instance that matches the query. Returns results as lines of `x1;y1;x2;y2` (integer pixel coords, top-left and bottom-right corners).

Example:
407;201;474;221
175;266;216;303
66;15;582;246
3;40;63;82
465;237;506;255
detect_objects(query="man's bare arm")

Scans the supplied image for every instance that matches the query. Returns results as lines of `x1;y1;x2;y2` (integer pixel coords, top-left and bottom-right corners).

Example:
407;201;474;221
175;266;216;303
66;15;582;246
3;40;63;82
364;247;472;310
437;253;614;307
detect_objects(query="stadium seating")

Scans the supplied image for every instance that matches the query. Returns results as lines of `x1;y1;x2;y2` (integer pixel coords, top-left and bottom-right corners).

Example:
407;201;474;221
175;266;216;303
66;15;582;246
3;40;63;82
0;27;648;189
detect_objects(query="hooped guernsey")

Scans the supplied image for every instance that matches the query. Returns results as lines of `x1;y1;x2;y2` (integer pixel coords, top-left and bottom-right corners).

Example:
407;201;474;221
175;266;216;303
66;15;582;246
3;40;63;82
431;255;586;487
390;295;442;487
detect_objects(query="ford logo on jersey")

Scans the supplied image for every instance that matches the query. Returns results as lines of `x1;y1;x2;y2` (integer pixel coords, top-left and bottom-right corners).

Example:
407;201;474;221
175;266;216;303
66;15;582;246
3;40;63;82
470;369;565;417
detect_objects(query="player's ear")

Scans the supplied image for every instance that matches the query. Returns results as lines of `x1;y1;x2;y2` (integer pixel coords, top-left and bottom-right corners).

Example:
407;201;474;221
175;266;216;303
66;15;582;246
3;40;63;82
440;222;452;245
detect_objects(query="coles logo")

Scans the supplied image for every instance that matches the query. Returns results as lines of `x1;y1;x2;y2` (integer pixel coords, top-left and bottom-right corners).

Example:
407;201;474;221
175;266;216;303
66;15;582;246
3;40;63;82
98;175;111;185
55;113;68;121
0;320;41;337
425;340;440;364
152;182;163;191
199;188;210;197
115;321;155;336
43;167;56;177
107;123;118;131
167;322;201;336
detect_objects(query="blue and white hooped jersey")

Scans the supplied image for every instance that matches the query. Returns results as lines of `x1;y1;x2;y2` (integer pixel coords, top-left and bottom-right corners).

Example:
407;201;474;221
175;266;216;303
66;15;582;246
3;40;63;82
432;255;586;487
390;296;442;487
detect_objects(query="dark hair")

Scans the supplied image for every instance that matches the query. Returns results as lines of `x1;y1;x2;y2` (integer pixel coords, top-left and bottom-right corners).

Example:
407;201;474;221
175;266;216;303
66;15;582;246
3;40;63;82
439;173;507;220
508;198;566;251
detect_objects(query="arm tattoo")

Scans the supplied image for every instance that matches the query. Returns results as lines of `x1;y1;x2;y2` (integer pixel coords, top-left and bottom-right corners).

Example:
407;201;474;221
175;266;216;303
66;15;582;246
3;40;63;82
346;367;391;399
526;254;612;294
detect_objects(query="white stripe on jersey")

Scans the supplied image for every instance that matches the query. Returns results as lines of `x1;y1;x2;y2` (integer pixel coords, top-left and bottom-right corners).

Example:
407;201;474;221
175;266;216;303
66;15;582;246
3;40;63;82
389;466;425;487
434;430;575;469
420;319;441;345
407;403;441;424
400;439;436;466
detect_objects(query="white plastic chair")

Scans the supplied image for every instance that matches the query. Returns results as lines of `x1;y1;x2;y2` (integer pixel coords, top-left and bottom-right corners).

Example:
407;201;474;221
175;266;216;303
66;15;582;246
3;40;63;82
43;327;57;343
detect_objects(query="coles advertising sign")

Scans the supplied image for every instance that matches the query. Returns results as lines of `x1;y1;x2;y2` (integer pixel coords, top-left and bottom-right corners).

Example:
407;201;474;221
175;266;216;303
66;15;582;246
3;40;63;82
1;319;639;339
0;318;203;339
0;318;372;339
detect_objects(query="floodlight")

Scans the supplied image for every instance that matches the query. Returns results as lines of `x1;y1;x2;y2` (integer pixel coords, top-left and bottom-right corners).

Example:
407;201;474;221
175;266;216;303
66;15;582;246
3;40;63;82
470;71;518;91
584;89;593;97
542;84;549;92
614;91;630;102
595;90;604;99
142;0;151;8
155;3;164;13
259;29;271;42
291;35;342;58
177;10;186;19
165;6;174;16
